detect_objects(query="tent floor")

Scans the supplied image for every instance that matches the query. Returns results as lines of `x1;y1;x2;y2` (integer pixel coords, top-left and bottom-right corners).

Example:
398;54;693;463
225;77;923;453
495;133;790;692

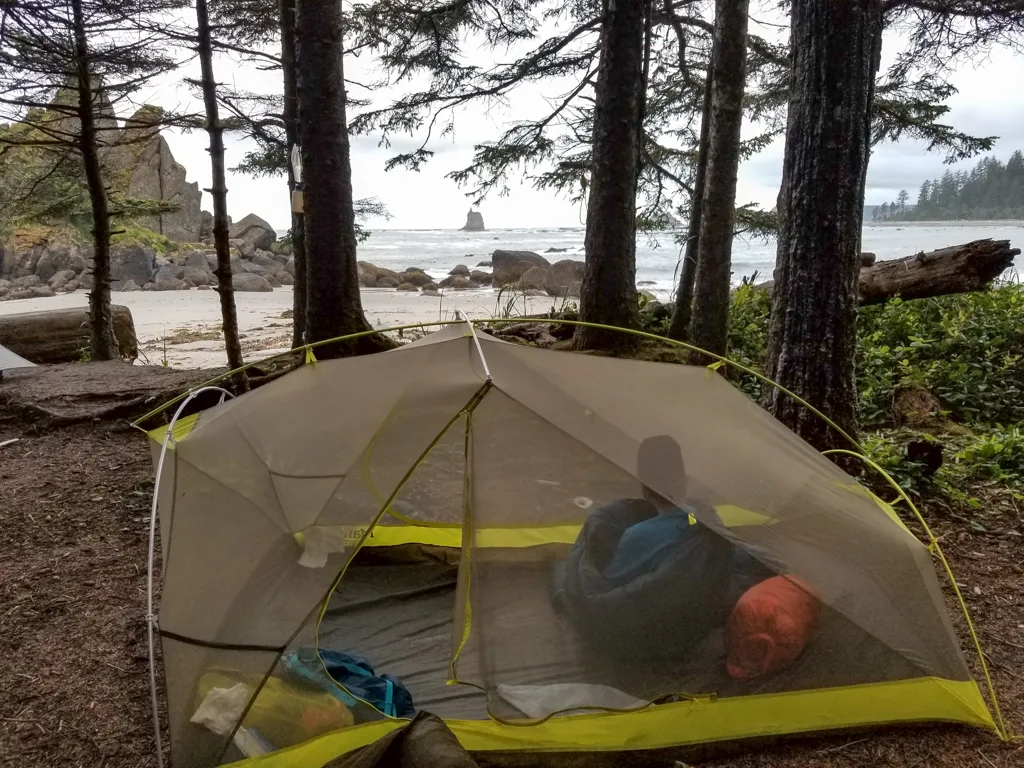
319;557;930;724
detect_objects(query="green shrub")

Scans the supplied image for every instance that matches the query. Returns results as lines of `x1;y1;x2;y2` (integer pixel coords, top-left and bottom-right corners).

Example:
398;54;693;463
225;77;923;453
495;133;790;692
857;286;1024;427
710;283;1024;428
111;224;172;253
725;283;771;398
955;425;1024;483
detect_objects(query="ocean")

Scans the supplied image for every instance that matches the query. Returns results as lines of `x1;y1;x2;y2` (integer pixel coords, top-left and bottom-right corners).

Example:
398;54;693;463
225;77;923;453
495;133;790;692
323;221;1024;299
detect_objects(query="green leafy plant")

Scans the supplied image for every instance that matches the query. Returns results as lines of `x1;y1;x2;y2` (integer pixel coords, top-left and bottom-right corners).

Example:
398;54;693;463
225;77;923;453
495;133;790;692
955;426;1024;483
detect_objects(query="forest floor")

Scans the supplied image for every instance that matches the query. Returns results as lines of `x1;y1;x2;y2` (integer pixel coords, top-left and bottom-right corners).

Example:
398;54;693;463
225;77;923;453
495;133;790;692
0;364;1022;768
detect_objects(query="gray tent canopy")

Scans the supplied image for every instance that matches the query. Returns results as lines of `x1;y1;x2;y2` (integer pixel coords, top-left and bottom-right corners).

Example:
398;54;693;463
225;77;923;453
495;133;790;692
0;343;36;374
144;321;1000;768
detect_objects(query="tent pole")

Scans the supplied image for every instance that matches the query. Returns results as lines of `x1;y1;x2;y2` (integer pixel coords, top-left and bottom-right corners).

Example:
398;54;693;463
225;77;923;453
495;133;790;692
456;310;492;381
146;386;234;768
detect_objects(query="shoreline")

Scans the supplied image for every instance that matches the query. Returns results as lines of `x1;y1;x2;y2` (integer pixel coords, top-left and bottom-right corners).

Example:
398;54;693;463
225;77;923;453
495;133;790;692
0;287;556;368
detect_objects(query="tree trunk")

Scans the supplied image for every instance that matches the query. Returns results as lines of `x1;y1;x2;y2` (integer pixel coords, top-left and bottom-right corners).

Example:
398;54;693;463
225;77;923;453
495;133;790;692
765;0;884;452
688;0;749;362
668;63;713;341
280;0;307;348
571;0;646;352
196;0;248;390
71;0;116;361
0;306;137;364
296;0;390;356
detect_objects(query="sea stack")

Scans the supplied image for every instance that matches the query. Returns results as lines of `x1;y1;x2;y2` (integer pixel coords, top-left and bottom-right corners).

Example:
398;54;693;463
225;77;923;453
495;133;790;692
461;209;485;232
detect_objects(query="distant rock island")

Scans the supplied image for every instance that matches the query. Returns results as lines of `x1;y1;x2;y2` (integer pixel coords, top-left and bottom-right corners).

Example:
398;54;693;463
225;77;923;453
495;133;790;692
461;209;485;231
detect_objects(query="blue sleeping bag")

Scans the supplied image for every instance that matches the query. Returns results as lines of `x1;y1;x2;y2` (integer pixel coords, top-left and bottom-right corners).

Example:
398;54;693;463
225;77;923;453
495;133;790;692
553;498;768;662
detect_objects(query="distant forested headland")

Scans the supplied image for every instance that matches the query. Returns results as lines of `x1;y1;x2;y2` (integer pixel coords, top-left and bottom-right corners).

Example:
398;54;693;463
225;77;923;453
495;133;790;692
874;151;1024;222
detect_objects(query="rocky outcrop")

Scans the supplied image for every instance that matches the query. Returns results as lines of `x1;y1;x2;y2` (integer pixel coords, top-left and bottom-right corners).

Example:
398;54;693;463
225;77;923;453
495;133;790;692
491;250;551;286
229;213;277;251
106;107;203;243
461;209;485;232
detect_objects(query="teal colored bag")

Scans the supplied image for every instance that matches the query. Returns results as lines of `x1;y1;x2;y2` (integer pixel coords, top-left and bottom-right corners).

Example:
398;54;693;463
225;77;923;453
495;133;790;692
281;647;415;719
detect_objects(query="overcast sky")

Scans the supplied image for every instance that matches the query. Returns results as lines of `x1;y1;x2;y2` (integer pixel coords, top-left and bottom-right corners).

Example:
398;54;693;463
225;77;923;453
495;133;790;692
151;23;1024;231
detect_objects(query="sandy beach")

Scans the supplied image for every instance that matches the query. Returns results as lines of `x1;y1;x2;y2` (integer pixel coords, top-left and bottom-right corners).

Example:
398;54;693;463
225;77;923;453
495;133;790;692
0;287;556;368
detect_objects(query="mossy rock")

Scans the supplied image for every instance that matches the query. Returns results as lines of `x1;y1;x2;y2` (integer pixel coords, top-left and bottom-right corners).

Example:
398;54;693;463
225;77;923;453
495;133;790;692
111;225;171;254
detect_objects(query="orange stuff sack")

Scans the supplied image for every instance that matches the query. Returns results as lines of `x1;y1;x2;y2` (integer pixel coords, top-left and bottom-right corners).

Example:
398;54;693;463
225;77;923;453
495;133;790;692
726;575;820;680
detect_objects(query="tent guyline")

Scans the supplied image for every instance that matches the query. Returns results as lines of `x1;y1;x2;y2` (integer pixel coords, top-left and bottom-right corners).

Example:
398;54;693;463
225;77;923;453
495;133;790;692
143;318;1011;768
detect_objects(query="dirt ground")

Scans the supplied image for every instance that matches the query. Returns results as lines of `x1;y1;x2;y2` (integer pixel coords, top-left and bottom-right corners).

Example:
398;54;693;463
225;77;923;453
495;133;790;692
0;396;1022;766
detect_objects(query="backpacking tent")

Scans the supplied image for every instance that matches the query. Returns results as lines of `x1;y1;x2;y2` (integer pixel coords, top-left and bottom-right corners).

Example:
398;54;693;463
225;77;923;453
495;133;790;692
145;322;999;768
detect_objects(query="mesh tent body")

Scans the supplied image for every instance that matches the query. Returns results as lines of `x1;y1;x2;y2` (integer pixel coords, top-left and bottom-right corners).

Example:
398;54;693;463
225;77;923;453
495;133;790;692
147;324;996;768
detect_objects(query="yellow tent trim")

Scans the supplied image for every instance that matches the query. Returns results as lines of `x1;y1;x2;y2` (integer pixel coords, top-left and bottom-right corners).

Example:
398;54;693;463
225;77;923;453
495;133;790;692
294;504;777;553
146;412;201;446
227;676;994;768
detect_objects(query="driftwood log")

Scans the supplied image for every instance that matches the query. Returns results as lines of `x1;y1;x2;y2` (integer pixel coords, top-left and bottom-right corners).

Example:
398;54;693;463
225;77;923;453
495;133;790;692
858;239;1018;304
0;305;138;364
756;239;1018;304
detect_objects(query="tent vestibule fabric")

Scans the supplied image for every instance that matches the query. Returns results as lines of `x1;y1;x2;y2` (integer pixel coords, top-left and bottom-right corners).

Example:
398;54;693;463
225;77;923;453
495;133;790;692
0;342;36;373
146;323;998;768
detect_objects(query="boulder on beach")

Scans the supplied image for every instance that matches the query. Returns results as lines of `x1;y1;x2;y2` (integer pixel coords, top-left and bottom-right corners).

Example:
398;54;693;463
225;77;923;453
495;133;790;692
470;270;492;285
377;275;401;288
422;282;439;292
48;270;77;292
185;251;212;271
476;260;491;268
449;264;470;277
276;271;294;285
544;259;585;297
240;260;269;276
78;272;94;290
13;274;42;288
120;280;141;292
229;213;277;251
230;238;256;259
357;261;402;288
153;273;188;291
491;250;550;286
232;273;273;292
402;270;433;287
396;282;419;292
183;266;212;287
440;275;473;291
517;266;548;291
422;290;441;298
544;247;569;253
110;244;157;286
